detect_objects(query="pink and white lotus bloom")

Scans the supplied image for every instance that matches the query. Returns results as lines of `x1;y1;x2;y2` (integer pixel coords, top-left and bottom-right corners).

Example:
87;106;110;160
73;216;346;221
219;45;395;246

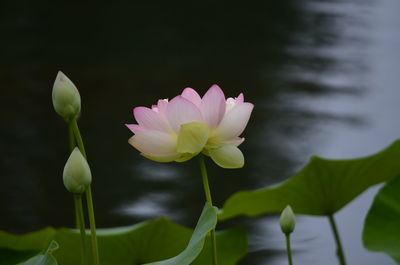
126;85;254;168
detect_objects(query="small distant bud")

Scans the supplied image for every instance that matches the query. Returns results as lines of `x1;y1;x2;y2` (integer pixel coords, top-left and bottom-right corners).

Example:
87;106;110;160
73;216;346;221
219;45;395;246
280;205;296;234
63;148;92;194
52;71;81;121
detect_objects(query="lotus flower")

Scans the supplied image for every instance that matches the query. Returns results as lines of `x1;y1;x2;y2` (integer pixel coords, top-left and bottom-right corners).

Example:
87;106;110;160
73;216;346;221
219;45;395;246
126;85;253;168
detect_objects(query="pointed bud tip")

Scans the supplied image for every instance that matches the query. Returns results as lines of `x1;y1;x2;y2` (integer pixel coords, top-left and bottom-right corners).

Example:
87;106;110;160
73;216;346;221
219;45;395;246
280;205;296;234
71;146;82;157
54;71;74;88
56;70;65;80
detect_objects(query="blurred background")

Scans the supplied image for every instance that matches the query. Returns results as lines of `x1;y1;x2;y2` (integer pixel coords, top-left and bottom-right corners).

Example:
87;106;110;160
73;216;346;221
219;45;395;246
1;0;399;264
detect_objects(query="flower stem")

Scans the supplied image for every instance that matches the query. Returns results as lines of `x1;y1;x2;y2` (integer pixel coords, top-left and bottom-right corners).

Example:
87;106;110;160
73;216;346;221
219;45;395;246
74;194;88;265
68;122;81;229
198;155;218;265
285;234;293;265
71;119;100;265
71;119;87;158
328;215;346;265
86;187;99;265
68;122;76;151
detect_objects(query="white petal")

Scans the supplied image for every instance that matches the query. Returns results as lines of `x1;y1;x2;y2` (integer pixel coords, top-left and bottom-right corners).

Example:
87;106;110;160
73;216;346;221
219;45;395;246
134;107;171;133
200;84;226;127
128;131;177;155
226;93;245;114
157;99;169;114
209;145;244;168
142;153;180;163
125;124;146;134
215;102;253;140
181;87;202;107
224;137;245;146
166;96;203;133
236;93;244;103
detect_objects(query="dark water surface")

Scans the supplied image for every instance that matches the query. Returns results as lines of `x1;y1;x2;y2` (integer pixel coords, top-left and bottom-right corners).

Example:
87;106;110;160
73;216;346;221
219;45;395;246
1;1;399;264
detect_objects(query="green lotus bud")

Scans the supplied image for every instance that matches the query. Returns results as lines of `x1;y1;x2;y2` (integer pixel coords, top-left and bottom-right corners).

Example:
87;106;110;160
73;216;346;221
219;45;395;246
63;147;92;194
280;205;296;234
52;71;81;120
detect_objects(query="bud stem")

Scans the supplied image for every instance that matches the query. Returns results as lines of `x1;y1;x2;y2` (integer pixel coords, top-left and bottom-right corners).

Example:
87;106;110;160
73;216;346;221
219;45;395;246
285;234;293;265
70;119;100;265
69;123;76;153
74;194;88;265
71;119;87;158
328;215;347;265
198;155;218;265
68;123;80;229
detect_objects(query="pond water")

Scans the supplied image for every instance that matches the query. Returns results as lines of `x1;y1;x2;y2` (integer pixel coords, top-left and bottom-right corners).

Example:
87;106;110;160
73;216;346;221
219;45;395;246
1;0;399;264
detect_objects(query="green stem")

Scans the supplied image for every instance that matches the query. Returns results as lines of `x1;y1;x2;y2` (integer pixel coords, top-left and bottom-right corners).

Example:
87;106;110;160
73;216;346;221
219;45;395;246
71;119;100;265
68;121;76;151
70;119;87;158
198;155;218;265
74;194;88;265
328;215;346;265
285;234;293;265
86;187;100;265
68;122;80;229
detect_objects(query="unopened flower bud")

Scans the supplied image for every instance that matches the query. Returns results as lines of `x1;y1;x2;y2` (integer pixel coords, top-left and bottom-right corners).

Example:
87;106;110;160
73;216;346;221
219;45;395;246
280;205;296;234
52;71;81;120
63;148;92;194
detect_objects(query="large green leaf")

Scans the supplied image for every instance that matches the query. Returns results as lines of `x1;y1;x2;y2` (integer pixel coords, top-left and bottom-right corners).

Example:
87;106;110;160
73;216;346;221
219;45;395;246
219;140;400;220
19;241;59;265
363;176;400;264
0;205;247;265
0;248;38;265
0;228;55;265
192;228;247;265
145;203;217;265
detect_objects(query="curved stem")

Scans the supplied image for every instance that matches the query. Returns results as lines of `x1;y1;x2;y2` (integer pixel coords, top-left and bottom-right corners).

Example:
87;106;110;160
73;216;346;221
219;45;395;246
328;215;346;265
198;155;218;265
74;194;88;265
71;119;87;158
71;119;100;265
285;234;293;265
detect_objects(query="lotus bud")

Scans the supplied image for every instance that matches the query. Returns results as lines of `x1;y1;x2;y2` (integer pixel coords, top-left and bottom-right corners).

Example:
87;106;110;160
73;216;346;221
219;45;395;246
280;205;296;234
63;147;92;194
52;71;81;121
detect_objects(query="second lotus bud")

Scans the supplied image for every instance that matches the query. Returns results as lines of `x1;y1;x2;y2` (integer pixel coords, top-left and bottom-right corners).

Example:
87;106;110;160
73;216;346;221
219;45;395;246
52;71;81;121
63;147;92;194
280;205;296;234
